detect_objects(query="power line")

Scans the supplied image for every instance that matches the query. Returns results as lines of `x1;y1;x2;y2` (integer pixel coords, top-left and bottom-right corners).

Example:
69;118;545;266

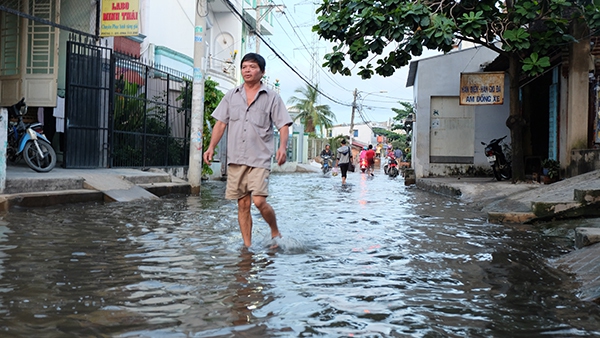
276;0;352;94
222;0;352;107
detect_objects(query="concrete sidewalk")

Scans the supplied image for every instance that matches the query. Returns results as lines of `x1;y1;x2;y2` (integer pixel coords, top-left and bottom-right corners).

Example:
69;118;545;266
417;169;600;224
0;164;191;209
0;161;321;209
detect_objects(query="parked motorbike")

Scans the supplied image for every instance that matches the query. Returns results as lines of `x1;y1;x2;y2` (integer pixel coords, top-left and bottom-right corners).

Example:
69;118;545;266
384;156;399;178
481;135;511;181
7;98;57;172
359;158;368;173
321;154;332;174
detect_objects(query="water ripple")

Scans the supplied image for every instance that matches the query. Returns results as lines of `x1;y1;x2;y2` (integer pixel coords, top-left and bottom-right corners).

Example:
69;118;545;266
0;172;596;337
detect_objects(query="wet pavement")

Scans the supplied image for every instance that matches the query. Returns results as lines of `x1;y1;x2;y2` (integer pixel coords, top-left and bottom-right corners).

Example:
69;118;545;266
0;170;599;337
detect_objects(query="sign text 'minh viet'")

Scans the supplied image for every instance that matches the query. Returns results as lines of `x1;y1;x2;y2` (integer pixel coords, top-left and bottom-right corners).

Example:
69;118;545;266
459;72;505;106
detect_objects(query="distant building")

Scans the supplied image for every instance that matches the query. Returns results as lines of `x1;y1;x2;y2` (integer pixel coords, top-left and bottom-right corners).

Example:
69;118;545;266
327;121;394;149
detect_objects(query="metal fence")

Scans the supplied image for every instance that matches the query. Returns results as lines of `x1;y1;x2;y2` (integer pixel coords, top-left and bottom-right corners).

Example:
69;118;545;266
65;39;191;169
307;138;329;160
111;53;191;168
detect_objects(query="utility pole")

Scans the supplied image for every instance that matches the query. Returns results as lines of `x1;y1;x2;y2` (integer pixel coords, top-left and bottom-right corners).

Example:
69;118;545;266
255;0;261;53
251;1;285;53
188;0;207;194
349;88;358;145
348;89;387;147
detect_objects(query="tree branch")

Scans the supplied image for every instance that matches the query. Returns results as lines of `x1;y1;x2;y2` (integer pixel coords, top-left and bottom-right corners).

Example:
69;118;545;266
455;36;506;55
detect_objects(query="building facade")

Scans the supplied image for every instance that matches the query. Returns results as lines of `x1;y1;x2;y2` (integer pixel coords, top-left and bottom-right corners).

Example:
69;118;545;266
408;35;600;180
407;46;510;178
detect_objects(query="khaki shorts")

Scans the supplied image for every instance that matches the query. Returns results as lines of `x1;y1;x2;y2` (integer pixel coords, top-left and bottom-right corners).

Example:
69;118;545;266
225;164;270;200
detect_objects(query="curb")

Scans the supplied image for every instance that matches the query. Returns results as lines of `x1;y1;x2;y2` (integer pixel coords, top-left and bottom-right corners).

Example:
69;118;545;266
487;211;537;224
0;190;104;210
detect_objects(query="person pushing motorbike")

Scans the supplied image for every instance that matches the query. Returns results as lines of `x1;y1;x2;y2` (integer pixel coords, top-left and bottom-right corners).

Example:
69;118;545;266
320;144;333;172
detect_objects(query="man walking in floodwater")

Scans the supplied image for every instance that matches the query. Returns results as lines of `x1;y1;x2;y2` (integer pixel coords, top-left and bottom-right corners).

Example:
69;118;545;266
203;53;293;248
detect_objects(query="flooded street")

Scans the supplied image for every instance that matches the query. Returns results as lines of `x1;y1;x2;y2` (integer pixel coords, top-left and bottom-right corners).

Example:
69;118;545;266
0;170;599;337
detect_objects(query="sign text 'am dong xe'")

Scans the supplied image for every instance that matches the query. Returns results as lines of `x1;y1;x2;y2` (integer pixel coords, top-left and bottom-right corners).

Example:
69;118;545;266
459;72;504;105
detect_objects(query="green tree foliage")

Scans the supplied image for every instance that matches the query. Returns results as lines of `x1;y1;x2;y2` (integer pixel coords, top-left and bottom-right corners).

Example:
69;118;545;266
391;102;415;131
327;135;347;153
373;127;408;151
113;79;185;167
314;0;599;79
177;78;224;177
287;84;336;135
373;127;400;141
314;0;600;181
202;79;225;177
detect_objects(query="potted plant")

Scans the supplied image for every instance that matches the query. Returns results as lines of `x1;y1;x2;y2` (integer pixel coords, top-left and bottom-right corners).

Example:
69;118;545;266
541;159;560;184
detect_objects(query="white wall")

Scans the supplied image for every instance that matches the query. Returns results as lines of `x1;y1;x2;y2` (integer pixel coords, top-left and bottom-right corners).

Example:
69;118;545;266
329;123;379;146
140;0;196;59
139;0;243;91
411;46;511;178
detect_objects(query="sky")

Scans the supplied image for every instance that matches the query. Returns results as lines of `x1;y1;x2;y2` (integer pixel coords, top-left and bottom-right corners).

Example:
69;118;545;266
256;0;441;125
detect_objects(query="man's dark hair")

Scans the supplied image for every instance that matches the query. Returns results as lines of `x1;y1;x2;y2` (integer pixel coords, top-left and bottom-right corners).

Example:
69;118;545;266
368;144;373;149
341;139;347;144
241;53;266;72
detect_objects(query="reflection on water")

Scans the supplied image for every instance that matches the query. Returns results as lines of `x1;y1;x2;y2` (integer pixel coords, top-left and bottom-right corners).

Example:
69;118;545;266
0;171;598;337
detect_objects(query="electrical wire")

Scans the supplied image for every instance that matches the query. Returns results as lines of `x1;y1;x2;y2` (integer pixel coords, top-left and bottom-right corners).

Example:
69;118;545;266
271;3;314;68
275;0;353;93
208;1;244;61
177;0;195;26
263;6;349;101
222;0;353;107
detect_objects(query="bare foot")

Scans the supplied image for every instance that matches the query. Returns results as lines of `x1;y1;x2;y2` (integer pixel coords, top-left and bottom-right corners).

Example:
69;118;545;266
270;233;282;249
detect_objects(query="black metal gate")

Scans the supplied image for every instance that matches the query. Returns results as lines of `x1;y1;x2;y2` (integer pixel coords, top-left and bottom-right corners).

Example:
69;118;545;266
64;39;112;168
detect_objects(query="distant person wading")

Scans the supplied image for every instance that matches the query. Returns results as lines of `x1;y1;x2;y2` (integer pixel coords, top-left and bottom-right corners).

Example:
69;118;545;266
336;139;352;185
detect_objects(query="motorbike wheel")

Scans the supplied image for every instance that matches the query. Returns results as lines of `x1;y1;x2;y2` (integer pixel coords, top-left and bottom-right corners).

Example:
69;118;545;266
389;167;398;177
23;139;57;172
492;162;510;181
499;163;512;180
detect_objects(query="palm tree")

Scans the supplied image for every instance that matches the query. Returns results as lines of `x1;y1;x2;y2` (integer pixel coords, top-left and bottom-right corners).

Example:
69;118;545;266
287;84;336;135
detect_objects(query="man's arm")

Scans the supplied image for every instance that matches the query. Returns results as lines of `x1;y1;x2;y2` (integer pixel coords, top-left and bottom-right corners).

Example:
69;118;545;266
202;120;227;164
276;124;290;166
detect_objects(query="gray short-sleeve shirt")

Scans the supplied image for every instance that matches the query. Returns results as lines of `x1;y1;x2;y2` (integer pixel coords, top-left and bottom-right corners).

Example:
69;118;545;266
212;83;293;169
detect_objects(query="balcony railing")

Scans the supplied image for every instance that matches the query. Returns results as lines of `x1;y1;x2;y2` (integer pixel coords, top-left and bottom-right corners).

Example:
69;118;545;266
208;55;237;80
